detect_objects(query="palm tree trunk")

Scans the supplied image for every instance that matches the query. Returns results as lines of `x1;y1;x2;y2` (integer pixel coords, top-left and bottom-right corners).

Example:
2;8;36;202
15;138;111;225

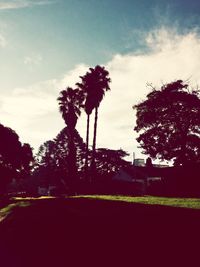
90;107;98;182
85;114;90;181
68;128;77;194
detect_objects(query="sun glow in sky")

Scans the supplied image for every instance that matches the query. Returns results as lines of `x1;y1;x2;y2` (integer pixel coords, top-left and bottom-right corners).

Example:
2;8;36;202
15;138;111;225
1;0;200;161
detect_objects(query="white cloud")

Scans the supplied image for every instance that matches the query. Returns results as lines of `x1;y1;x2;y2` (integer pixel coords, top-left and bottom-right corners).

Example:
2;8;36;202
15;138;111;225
98;27;200;161
0;33;6;47
1;27;200;161
0;64;88;152
24;54;43;66
0;0;54;10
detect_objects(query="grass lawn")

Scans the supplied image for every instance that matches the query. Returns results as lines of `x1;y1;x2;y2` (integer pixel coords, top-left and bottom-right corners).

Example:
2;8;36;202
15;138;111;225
0;195;199;266
75;195;200;209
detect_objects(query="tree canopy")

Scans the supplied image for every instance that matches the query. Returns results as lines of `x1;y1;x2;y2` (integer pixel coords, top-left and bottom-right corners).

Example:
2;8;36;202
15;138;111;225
133;80;200;166
94;148;130;176
0;124;33;172
35;127;86;186
35;127;130;186
0;124;34;193
57;87;84;129
77;65;111;113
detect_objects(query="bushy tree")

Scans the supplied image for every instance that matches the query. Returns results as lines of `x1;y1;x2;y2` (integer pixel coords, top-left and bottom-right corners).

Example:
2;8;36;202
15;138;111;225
35;127;86;189
0;124;34;194
35;128;130;188
133;80;200;166
94;148;130;177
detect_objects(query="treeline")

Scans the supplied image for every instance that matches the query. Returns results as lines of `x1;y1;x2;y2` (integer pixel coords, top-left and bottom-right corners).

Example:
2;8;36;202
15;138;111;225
0;68;200;196
33;128;130;195
0;65;131;196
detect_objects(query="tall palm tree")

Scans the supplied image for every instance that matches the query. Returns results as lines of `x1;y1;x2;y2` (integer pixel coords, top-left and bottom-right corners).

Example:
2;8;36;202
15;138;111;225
57;87;84;192
77;76;96;181
79;66;111;180
91;66;111;179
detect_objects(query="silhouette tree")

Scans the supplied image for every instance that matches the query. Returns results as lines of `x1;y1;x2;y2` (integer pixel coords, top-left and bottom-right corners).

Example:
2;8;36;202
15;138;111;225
55;127;86;178
95;148;130;177
35;139;68;192
0;124;33;194
57;88;84;192
133;80;200;166
35;128;86;193
20;143;34;178
78;66;111;180
37;140;57;168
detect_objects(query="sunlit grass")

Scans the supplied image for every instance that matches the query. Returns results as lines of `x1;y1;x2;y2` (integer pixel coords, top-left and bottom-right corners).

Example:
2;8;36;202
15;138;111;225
13;196;56;201
0;201;31;220
2;195;200;216
74;195;200;209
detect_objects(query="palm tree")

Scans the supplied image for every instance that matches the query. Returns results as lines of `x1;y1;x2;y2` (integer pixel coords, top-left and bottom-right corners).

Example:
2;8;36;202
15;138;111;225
77;76;96;181
57;87;84;192
79;66;111;181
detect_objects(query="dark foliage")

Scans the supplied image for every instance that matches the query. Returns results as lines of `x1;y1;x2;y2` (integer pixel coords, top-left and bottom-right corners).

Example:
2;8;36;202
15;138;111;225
133;80;200;166
95;148;130;177
77;65;111;112
35;127;86;190
35;128;130;194
160;163;200;197
57;87;84;129
57;87;84;191
0;124;34;194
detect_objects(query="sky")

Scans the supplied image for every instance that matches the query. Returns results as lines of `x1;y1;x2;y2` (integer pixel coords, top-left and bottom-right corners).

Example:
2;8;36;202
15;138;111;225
1;0;200;162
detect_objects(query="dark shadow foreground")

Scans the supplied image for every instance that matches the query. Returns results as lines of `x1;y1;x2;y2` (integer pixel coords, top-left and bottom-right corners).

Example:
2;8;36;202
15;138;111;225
0;197;199;266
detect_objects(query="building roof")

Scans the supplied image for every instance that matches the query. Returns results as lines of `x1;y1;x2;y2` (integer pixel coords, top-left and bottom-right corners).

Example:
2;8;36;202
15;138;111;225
113;165;171;182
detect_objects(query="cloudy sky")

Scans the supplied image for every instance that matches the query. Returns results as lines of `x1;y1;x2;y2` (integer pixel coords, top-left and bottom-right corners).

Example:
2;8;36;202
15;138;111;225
1;0;200;162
